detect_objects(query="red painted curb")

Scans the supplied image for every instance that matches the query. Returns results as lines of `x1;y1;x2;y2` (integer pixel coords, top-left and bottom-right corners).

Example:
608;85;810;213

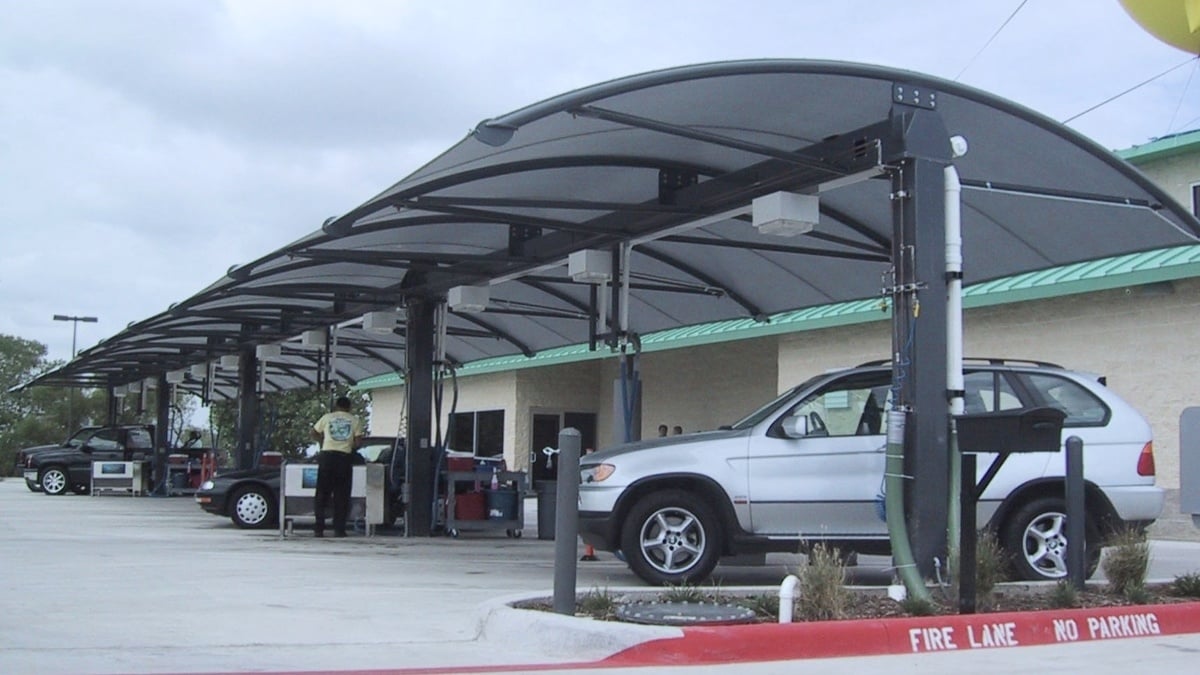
603;601;1200;666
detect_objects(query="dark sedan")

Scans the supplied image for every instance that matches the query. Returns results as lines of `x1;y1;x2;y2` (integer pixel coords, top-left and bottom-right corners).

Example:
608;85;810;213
195;437;405;529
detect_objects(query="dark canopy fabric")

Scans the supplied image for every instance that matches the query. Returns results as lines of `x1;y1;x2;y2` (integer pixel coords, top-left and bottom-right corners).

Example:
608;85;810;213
26;60;1200;396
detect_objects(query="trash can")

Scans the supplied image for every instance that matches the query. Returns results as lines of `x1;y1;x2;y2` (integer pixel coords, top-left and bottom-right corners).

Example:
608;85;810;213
486;488;518;520
536;480;556;540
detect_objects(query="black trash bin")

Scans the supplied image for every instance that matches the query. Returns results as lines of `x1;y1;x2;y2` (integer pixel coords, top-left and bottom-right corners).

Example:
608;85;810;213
536;480;556;540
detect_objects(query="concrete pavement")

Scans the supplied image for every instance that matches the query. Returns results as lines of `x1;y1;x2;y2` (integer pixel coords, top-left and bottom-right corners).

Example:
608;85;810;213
3;478;1200;674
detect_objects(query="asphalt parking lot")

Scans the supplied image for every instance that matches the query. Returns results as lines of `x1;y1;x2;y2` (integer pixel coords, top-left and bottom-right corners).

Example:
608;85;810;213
3;478;1200;675
0;478;769;674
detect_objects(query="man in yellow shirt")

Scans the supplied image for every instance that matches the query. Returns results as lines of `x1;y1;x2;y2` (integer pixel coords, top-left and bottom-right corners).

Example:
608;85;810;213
310;396;364;537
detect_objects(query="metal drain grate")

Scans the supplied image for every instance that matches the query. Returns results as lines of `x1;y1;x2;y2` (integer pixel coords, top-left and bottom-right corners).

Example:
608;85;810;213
615;601;758;626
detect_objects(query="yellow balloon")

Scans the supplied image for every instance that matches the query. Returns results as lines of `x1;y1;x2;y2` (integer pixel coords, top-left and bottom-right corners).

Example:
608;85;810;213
1120;0;1200;53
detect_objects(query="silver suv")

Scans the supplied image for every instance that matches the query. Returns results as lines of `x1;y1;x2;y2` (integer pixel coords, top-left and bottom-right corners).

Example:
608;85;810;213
578;359;1163;585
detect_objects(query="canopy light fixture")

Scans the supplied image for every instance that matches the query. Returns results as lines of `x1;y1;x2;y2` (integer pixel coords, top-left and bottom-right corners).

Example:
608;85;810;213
256;344;281;360
166;370;186;384
568;249;611;283
752;191;819;237
219;354;239;369
190;363;209;378
143;377;157;390
302;329;327;348
448;285;490;313
362;310;398;333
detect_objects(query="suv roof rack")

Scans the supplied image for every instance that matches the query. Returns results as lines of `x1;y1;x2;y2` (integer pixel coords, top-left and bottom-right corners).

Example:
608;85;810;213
855;357;1064;369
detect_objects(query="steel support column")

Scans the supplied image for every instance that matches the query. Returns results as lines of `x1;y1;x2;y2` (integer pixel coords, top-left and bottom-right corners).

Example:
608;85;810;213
405;296;437;536
889;108;951;578
235;347;259;470
154;372;170;492
106;386;118;425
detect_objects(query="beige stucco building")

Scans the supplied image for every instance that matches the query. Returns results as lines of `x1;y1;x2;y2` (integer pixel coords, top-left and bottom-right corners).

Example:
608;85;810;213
361;130;1200;499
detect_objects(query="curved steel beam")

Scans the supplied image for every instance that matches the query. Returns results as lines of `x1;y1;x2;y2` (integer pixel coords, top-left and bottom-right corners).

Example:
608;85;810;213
449;313;535;357
635;246;767;321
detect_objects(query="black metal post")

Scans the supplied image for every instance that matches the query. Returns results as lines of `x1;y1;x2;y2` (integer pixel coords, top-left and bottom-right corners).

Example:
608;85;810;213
959;452;978;614
236;347;258;470
154;372;170;494
553;427;581;615
405;296;437;536
1065;435;1086;590
106;385;118;425
888;108;951;578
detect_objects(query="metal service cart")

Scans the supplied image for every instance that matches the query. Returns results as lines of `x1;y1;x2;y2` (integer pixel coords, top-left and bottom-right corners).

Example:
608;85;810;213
443;469;527;538
91;460;147;496
278;463;386;537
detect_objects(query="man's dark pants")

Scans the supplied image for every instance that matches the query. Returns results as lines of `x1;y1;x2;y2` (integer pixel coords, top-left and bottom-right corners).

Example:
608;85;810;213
314;450;353;536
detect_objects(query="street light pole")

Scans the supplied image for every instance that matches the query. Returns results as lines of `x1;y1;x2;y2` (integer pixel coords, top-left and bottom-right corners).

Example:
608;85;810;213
52;314;98;432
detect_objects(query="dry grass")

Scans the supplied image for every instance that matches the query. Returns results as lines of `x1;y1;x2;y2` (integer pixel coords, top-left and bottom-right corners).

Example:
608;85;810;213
796;543;851;621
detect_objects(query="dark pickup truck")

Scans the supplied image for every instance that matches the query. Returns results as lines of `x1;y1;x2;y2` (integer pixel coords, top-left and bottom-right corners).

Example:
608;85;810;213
15;426;102;492
23;425;156;495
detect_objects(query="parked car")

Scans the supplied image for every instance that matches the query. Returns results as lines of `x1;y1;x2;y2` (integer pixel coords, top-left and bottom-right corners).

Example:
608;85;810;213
24;425;155;495
15;426;100;492
578;359;1164;585
195;437;405;529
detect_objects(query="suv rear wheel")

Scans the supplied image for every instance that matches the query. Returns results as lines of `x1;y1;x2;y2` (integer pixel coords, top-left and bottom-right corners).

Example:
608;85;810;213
1003;496;1099;581
620;489;722;585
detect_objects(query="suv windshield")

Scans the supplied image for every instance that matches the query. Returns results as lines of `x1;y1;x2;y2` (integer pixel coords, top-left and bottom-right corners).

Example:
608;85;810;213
729;374;829;430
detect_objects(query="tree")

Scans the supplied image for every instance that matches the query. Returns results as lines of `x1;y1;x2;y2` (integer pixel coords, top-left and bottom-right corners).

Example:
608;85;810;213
0;334;90;475
209;385;369;465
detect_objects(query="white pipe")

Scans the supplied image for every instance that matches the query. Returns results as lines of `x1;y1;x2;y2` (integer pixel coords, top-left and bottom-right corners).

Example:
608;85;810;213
945;164;964;415
778;574;800;623
946;164;964;562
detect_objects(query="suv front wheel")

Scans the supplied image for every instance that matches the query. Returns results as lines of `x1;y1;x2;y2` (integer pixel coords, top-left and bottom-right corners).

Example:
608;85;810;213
620;489;722;585
1003;496;1100;581
40;466;70;495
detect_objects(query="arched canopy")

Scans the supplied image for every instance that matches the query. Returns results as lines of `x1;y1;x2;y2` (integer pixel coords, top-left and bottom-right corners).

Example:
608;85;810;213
23;59;1200;396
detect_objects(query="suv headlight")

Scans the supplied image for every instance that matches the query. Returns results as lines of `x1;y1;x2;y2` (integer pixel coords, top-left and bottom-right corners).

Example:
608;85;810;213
199;480;215;491
580;463;615;484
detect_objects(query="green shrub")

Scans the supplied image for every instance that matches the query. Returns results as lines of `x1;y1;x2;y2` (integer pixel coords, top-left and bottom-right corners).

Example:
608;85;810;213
1123;585;1152;605
577;587;617;618
946;531;1010;609
661;582;715;604
738;592;781;620
1102;528;1151;597
1170;572;1200;598
1048;580;1080;609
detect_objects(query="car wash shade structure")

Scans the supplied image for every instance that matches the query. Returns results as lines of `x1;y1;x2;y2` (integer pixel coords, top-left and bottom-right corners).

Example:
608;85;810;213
20;60;1200;547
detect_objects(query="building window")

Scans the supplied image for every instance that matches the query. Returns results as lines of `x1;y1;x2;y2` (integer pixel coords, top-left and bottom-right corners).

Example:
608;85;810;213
1192;183;1200;218
448;410;505;457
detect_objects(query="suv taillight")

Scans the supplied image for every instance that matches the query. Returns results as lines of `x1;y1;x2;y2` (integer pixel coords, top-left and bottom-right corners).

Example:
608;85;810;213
1137;442;1156;477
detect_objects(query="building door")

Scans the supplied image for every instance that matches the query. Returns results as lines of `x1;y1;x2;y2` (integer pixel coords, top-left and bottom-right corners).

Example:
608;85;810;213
563;412;597;454
529;411;598;487
530;414;560;487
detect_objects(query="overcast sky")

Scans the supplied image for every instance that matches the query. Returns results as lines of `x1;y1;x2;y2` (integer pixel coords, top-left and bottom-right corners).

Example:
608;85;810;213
1;0;1196;364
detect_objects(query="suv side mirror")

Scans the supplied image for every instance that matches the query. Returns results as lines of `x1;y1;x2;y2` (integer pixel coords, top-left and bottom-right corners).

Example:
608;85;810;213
781;414;809;439
80;445;95;455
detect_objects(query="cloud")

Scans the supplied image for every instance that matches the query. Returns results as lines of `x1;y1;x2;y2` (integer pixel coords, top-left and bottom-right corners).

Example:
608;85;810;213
0;0;1195;363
